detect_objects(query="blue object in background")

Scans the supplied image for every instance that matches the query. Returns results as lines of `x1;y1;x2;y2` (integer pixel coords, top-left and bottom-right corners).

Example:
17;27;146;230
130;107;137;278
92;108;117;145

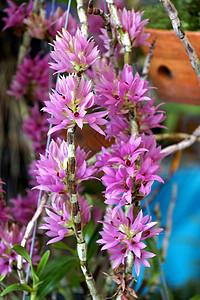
146;165;200;288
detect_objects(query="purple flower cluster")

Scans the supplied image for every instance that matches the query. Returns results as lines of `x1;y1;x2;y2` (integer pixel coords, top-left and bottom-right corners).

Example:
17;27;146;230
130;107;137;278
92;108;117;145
3;0;77;40
34;138;94;243
0;223;40;278
10;189;38;225
100;8;150;57
44;75;107;136
2;0;33;32
92;63;165;140
40;194;91;244
50;28;99;74
97;207;163;275
34;138;96;194
22;104;51;156
8;53;50;103
96;133;164;214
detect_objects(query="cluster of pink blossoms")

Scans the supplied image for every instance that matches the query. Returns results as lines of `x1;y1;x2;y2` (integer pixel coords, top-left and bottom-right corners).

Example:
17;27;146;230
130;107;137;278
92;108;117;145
96;133;165;215
34;28;108;244
98;208;163;276
92;62;166;140
34;139;95;243
33;21;164;274
34;139;96;194
3;0;77;40
2;0;166;283
0;223;40;278
22;104;51;156
0;183;39;278
100;8;150;57
8;53;50;103
40;194;92;244
50;28;99;74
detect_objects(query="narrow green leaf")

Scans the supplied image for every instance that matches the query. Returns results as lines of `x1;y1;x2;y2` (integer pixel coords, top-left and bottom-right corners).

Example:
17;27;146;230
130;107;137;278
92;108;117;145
87;223;101;261
36;250;50;277
0;275;4;282
1;283;33;296
12;244;32;266
31;264;39;287
51;242;76;255
36;255;77;299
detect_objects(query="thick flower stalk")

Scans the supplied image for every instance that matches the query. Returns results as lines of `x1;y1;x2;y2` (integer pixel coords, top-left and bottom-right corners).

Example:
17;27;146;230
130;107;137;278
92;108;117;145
50;28;99;74
43;75;107;136
105;0;132;64
97;207;163;276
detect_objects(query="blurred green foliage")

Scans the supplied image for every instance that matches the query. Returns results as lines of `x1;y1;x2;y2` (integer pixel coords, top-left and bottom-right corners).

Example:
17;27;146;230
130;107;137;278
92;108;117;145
141;0;200;31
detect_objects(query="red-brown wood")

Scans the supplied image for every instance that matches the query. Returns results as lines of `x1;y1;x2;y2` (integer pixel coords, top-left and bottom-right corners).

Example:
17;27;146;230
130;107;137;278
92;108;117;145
142;28;200;105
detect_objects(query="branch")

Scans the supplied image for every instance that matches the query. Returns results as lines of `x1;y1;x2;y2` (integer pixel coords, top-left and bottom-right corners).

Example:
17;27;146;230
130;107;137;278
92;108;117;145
67;127;102;300
155;132;197;141
162;183;177;259
160;0;200;83
141;38;156;80
76;0;89;37
106;0;132;64
161;125;200;154
17;0;42;64
17;193;47;284
87;0;118;70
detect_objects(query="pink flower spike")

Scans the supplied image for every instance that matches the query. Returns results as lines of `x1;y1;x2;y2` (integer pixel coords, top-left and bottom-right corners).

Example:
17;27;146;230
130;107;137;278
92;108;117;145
50;28;99;74
34;138;97;194
43;75;107;135
98;207;163;276
2;0;33;31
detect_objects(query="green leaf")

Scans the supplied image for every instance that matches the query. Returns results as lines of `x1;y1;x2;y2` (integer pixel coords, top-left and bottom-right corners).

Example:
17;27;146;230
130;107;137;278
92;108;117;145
51;242;76;255
31;265;40;288
12;244;39;287
36;250;50;277
1;283;33;296
12;244;32;266
36;255;77;300
0;275;4;282
189;295;200;300
87;223;101;262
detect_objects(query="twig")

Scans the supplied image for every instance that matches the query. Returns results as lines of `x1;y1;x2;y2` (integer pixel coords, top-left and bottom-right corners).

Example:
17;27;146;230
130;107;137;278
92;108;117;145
17;0;42;64
161;125;200;154
160;0;200;83
106;0;132;64
76;0;89;37
162;183;177;259
17;193;47;284
141;38;156;80
67;127;102;300
87;0;118;70
155;132;198;141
